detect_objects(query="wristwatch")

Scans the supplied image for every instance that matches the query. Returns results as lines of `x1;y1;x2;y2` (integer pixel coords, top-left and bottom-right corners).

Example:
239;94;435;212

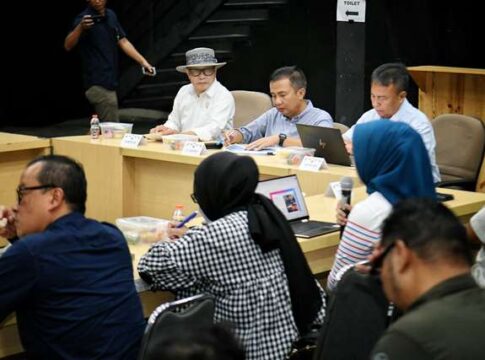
278;133;287;147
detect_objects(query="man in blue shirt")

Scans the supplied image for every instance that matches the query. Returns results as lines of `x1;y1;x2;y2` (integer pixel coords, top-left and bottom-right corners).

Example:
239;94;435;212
65;0;154;122
225;66;333;150
0;155;145;359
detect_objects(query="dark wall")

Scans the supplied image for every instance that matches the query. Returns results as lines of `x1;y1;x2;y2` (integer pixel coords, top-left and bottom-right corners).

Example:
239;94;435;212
220;0;336;116
1;0;482;126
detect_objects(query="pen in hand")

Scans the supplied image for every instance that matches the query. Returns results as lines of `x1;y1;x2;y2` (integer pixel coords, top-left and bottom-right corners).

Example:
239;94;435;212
176;211;198;228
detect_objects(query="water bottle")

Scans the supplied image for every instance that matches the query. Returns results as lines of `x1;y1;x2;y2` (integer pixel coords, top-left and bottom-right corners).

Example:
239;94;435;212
90;114;100;139
172;204;185;222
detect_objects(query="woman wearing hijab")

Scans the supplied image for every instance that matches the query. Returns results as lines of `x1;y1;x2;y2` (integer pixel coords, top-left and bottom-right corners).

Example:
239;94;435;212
327;120;436;290
138;152;326;359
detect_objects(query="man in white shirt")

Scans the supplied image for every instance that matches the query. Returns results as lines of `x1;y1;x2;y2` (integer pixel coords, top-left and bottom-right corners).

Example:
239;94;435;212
150;47;234;141
343;63;441;183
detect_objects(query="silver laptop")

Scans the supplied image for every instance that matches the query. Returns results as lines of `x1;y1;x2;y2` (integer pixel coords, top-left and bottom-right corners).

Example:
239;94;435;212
255;175;339;238
296;124;353;166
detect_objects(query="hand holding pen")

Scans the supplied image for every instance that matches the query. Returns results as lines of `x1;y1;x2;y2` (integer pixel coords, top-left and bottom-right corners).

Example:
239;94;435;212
176;211;198;228
168;211;198;240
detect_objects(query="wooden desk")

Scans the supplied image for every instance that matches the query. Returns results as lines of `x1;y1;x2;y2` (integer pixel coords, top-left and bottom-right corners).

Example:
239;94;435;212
51;136;360;222
0;133;51;246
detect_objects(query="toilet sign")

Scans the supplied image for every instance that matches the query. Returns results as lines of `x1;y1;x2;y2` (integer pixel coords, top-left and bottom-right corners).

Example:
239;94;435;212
337;0;366;23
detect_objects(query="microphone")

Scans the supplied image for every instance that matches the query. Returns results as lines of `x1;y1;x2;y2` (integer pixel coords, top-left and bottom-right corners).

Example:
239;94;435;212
339;176;354;238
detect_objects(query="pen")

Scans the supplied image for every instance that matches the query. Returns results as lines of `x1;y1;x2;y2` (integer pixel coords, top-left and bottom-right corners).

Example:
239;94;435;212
176;211;198;228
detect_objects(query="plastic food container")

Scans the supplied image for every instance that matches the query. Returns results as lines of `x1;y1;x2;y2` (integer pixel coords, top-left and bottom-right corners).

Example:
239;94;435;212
115;216;169;244
276;147;316;165
99;122;133;139
162;134;200;150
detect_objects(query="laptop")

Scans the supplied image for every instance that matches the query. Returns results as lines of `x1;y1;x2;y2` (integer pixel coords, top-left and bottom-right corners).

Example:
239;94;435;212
255;175;340;238
296;124;353;166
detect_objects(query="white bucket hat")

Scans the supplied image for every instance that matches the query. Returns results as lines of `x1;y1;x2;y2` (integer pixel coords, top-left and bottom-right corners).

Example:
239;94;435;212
176;47;226;73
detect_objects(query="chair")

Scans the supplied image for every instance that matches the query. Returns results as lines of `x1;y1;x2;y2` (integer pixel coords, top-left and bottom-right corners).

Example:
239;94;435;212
333;122;349;134
137;294;215;360
231;90;273;128
431;114;485;191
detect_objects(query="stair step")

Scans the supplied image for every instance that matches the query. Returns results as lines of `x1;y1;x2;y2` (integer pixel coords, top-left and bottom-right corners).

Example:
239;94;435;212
137;81;189;95
206;9;268;23
189;24;251;41
122;96;175;108
225;0;287;7
174;41;234;55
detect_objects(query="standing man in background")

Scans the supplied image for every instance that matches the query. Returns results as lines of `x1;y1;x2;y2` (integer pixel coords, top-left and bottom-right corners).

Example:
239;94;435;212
65;0;154;122
342;63;440;183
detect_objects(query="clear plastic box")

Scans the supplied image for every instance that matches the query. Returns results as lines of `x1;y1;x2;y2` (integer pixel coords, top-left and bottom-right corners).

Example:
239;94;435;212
161;134;199;150
99;122;133;139
115;216;168;244
276;146;316;165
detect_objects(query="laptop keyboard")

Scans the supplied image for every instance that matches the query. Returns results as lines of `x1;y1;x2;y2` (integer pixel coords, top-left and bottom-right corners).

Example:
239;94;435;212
291;221;327;233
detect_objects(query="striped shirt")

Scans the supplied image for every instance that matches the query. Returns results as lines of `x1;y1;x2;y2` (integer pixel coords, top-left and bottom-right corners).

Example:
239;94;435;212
328;192;392;291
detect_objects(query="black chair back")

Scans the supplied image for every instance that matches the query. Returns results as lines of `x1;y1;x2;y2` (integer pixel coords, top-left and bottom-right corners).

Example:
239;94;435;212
137;294;215;360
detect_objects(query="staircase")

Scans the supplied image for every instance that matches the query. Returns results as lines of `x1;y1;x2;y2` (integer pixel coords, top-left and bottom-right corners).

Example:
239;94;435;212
117;0;288;119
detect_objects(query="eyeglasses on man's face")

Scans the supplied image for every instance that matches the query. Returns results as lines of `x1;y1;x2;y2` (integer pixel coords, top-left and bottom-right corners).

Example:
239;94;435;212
190;193;198;203
370;241;397;275
16;184;57;204
188;67;215;77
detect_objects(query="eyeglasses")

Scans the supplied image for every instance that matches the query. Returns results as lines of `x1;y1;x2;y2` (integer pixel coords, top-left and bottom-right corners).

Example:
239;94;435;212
16;184;57;204
370;242;396;275
187;68;215;77
190;193;198;203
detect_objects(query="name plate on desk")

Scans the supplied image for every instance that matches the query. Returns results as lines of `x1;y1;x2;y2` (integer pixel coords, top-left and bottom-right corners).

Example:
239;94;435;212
325;181;343;201
182;142;206;155
299;156;328;171
121;134;144;148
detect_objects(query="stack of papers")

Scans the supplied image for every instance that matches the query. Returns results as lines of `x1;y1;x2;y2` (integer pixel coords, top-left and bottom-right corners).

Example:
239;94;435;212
225;144;276;155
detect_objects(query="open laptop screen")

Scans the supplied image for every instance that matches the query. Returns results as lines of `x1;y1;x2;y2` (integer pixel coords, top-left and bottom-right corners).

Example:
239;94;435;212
296;124;352;166
255;175;308;222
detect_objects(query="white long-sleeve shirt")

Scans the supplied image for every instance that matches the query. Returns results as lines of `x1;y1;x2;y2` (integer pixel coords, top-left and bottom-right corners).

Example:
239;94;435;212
164;80;235;141
343;99;441;183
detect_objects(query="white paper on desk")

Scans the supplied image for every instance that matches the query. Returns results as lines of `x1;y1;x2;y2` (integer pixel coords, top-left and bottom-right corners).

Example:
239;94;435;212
120;134;144;148
325;181;343;201
224;144;276;156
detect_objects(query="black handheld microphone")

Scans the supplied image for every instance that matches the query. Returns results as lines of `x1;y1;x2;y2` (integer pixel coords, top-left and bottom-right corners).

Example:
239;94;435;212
339;176;354;238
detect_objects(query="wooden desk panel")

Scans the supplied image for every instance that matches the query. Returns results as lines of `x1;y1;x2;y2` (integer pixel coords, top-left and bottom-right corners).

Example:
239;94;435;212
52;136;359;221
0;133;51;247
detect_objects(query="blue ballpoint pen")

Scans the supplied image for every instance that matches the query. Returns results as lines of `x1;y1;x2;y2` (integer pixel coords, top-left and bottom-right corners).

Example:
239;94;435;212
176;211;198;228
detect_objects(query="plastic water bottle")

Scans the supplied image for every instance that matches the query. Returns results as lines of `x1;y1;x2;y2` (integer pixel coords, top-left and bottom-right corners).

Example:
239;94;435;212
172;204;185;222
90;114;100;139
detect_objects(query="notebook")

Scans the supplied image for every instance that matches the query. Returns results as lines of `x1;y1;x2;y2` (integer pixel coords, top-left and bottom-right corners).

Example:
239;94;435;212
255;175;340;238
296;124;353;166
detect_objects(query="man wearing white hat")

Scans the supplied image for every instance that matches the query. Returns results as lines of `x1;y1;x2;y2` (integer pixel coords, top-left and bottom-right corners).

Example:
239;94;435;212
150;47;235;141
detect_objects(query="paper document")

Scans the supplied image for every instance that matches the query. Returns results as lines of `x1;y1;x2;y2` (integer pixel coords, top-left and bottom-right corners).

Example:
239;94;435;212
225;144;276;156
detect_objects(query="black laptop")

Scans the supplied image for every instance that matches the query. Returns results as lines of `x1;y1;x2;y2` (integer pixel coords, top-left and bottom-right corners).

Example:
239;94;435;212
296;124;353;166
255;175;340;238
